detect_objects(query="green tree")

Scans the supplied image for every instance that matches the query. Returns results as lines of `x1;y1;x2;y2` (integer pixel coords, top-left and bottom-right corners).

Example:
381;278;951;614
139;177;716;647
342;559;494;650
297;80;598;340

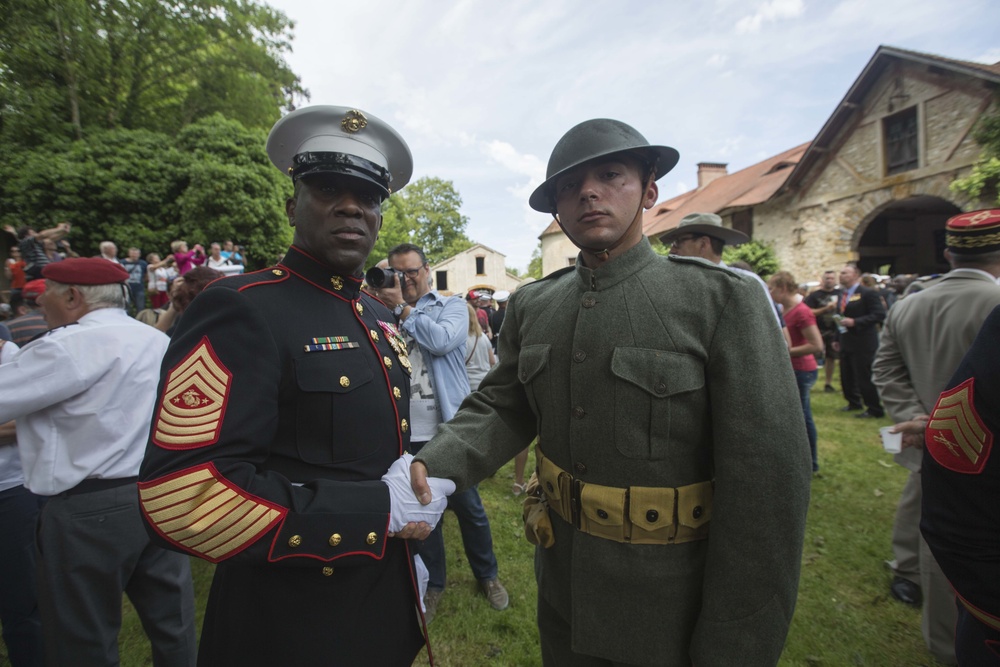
527;243;544;279
722;239;780;277
370;177;474;266
0;115;292;266
952;97;1000;204
0;0;306;146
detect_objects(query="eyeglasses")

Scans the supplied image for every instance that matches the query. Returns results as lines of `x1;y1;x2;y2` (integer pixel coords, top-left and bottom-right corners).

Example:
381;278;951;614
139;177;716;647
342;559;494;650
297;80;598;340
395;266;424;279
670;234;703;247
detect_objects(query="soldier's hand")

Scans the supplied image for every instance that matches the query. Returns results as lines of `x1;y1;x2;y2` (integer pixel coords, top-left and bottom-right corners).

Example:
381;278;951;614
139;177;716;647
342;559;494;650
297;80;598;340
382;454;452;531
390;521;433;541
411;461;433;505
890;416;929;450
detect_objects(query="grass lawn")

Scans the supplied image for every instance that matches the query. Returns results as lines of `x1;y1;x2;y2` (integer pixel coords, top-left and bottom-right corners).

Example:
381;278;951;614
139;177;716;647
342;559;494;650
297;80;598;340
1;375;948;667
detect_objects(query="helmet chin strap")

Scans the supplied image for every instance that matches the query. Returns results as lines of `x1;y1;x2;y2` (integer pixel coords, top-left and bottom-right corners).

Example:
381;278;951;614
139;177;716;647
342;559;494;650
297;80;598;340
553;172;654;263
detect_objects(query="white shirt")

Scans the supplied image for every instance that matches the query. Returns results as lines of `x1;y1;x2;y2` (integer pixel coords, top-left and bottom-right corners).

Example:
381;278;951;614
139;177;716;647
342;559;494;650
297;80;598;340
0;308;169;495
0;340;24;493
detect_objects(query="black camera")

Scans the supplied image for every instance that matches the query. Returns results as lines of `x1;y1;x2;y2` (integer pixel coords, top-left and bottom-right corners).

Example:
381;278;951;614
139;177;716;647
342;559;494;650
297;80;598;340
365;266;401;289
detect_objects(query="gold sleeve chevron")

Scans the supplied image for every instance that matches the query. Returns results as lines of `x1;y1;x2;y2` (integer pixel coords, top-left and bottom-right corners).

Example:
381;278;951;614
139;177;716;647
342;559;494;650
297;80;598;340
139;464;286;562
153;336;232;449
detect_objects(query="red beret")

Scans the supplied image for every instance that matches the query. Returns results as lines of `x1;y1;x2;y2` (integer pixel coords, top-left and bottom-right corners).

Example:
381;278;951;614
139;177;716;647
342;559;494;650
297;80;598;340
946;209;1000;255
42;257;129;285
23;279;46;300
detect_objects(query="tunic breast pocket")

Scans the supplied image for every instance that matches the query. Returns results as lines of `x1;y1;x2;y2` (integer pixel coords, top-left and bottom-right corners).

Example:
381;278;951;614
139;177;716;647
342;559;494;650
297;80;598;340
610;348;704;460
518;344;550;416
294;351;376;464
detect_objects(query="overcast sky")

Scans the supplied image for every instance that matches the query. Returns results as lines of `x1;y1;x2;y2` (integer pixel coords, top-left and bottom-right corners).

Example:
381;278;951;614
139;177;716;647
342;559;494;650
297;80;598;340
265;0;999;271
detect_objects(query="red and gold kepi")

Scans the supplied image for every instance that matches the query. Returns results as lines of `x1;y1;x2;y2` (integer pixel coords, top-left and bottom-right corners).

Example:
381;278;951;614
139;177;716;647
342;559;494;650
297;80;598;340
925;378;993;474
945;208;1000;254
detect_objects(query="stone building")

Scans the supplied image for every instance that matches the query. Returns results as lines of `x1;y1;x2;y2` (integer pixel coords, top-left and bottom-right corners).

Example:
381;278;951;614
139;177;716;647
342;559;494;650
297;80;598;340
429;242;524;298
542;45;1000;280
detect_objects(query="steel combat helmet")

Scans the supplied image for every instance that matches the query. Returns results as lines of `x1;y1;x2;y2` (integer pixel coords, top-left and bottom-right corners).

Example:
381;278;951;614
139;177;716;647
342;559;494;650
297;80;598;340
528;119;679;213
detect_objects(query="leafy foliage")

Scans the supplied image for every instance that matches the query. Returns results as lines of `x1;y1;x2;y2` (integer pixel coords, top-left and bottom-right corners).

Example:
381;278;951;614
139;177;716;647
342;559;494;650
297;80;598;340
952;97;1000;204
527;243;544;279
370;177;474;266
0;115;292;266
0;0;306;146
722;239;780;277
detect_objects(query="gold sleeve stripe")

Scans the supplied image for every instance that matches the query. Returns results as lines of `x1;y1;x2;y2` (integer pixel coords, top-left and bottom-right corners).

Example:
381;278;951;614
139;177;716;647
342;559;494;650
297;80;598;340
960;597;1000;632
152;337;232;450
139;465;285;562
929;385;987;464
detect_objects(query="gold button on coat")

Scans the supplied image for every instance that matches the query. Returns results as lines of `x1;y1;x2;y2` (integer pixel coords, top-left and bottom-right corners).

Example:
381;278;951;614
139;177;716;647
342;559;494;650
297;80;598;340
383;356;392;369
366;532;377;545
288;535;302;547
329;533;342;547
340;376;350;388
370;329;379;341
401;419;408;432
393;386;401;399
322;567;334;576
355;302;364;315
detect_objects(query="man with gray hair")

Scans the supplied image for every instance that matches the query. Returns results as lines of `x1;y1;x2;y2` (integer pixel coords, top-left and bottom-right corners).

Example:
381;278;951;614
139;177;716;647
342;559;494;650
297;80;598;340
0;257;196;666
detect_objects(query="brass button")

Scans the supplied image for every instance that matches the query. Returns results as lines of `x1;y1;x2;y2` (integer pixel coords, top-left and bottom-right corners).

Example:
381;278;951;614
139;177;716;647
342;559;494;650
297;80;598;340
582;297;596;308
573;406;586;419
646;509;659;523
655;382;667;394
574;462;587;475
330;276;344;290
692;506;703;520
596;509;608;520
393;386;401;399
322;566;334;576
370;329;379;341
288;535;302;548
573;350;586;363
271;269;284;276
383;355;393;369
355;302;364;315
329;533;342;547
401;419;409;433
366;532;377;545
340;376;350;388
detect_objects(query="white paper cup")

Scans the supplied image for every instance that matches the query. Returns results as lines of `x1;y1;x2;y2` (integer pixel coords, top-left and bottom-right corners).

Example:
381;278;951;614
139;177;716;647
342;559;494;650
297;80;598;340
880;426;902;454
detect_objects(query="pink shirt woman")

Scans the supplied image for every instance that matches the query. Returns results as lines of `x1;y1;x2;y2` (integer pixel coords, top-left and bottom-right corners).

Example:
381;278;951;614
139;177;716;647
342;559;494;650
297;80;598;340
170;240;205;275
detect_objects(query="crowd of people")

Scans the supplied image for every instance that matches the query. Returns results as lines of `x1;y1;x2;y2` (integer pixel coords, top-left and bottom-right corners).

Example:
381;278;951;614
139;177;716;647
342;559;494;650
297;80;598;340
0;103;996;667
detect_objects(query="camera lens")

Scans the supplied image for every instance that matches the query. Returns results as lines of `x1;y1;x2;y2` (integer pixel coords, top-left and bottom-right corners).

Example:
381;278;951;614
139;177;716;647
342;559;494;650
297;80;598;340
365;266;397;288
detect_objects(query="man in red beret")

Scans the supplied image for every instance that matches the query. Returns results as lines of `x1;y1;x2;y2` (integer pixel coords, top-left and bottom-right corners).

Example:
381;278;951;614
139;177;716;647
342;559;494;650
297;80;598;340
0;257;197;666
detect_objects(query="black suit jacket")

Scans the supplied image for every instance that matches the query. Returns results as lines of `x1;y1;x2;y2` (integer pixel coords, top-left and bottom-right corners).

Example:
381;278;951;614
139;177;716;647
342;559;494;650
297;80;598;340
839;284;886;352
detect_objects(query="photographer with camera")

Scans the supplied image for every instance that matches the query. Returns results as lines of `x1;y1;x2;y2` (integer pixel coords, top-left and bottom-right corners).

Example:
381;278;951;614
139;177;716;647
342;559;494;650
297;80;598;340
373;243;509;623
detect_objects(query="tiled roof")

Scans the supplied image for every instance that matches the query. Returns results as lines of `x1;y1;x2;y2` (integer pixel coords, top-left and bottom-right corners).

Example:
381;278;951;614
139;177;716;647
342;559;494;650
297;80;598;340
643;142;810;239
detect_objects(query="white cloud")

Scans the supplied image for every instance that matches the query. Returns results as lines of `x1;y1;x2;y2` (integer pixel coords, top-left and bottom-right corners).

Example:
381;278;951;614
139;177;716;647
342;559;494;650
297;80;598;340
735;0;805;33
707;53;729;68
972;47;1000;64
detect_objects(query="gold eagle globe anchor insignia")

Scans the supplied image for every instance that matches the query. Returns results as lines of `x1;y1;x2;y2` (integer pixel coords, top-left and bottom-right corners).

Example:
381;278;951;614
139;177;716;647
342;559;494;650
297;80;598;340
341;110;368;134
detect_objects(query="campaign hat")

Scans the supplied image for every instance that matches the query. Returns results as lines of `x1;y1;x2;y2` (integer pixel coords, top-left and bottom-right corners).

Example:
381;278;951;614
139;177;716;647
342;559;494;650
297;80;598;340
267;105;413;199
42;258;129;285
660;212;749;247
945;209;1000;255
528;118;679;213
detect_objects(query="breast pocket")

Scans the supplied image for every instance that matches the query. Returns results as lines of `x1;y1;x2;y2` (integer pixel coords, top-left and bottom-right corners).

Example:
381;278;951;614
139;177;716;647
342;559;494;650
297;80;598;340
294;350;376;464
610;348;704;460
518;344;550;416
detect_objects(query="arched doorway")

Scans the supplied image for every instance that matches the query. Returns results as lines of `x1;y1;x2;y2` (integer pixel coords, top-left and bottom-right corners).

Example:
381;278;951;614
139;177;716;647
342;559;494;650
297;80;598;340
854;195;960;276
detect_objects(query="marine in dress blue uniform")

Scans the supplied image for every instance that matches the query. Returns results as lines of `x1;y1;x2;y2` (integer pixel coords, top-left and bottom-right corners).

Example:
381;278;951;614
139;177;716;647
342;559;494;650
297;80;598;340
139;106;428;666
921;209;1000;665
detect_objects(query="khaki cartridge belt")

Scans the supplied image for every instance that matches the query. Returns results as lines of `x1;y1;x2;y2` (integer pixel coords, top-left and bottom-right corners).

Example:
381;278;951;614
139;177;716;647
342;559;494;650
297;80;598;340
536;448;712;545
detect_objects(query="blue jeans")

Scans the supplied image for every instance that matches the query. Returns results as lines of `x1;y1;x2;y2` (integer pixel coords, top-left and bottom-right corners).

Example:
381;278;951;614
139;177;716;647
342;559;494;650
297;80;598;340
795;369;819;471
409;442;498;588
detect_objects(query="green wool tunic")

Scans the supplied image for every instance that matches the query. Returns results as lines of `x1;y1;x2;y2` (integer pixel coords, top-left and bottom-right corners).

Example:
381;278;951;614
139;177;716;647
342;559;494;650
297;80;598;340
417;237;811;666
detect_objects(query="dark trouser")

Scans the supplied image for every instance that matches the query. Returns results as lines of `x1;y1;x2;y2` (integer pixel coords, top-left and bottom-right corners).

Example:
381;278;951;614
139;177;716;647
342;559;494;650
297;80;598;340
538;595;642;667
128;282;146;313
0;485;45;667
840;346;882;413
409;441;499;588
35;482;197;667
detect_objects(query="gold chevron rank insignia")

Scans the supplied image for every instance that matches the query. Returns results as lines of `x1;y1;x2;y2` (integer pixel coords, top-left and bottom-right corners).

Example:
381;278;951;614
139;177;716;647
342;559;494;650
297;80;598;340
153;337;232;450
926;378;993;474
138;464;286;562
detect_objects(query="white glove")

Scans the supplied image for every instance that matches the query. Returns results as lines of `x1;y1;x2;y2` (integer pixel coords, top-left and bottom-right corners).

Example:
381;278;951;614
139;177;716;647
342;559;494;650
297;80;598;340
381;453;455;533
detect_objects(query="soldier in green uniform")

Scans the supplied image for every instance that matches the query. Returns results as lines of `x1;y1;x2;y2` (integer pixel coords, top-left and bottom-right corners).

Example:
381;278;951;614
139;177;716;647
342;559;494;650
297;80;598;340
410;118;812;666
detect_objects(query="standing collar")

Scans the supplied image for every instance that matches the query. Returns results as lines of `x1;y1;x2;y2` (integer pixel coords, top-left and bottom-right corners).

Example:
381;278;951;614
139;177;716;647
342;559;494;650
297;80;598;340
279;245;362;299
574;236;657;292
